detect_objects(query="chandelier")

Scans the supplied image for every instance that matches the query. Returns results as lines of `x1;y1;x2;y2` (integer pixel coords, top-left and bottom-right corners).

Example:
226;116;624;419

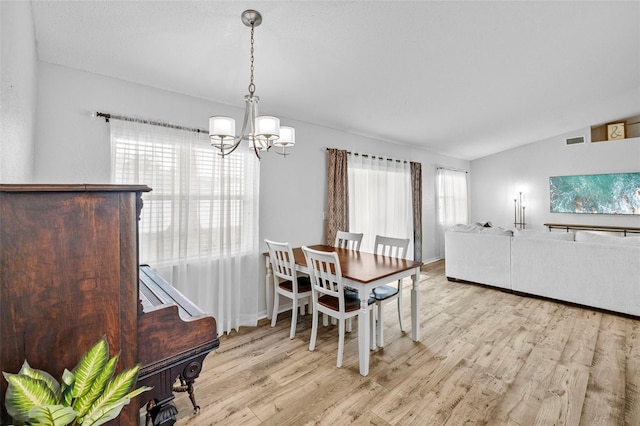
209;10;295;159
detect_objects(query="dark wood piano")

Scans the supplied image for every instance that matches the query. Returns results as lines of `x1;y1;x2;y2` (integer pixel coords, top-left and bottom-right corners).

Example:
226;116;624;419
138;265;219;425
0;185;219;426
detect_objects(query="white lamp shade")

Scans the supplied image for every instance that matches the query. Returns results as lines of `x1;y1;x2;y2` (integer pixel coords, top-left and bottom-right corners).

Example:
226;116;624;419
274;126;295;147
209;116;235;139
255;116;280;139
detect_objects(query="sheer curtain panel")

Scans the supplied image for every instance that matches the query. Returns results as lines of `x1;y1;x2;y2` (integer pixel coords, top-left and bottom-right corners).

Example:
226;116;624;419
436;168;468;258
110;118;260;334
347;154;413;255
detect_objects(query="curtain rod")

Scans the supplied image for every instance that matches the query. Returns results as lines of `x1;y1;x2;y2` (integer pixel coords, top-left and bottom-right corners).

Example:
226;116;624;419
95;112;208;134
326;148;407;164
436;166;468;174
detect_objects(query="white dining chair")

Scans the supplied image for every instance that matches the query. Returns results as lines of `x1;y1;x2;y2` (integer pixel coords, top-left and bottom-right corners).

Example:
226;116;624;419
372;235;410;347
330;231;363;328
302;246;376;368
265;239;312;339
334;231;363;250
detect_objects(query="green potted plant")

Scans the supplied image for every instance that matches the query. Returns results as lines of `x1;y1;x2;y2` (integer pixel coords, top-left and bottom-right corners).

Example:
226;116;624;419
3;336;151;426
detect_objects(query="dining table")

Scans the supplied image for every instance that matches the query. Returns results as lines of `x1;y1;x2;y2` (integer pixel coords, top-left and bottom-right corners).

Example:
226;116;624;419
265;244;424;376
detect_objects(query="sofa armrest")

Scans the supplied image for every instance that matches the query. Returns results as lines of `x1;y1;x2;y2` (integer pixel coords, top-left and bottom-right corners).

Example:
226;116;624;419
445;231;512;289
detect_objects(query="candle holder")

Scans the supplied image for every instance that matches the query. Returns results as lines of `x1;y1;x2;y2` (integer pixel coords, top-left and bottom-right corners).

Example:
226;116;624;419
514;192;526;229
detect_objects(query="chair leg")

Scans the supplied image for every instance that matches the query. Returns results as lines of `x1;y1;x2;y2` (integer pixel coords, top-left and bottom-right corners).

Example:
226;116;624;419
397;280;404;332
290;299;298;339
377;302;385;347
370;307;377;350
346;317;352;333
337;318;345;368
309;308;319;351
271;292;279;328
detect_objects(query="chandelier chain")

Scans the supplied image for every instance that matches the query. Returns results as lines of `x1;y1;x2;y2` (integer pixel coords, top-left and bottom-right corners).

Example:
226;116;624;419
248;23;256;96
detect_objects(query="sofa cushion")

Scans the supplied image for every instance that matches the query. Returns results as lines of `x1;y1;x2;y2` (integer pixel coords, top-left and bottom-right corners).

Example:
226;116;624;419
450;223;484;233
575;231;640;246
480;227;513;236
474;221;493;228
514;229;575;241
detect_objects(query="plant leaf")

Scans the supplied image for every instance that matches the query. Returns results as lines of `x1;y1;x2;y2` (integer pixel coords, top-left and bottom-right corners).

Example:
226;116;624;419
28;404;77;426
3;372;58;422
60;369;75;406
80;399;130;426
79;387;152;426
82;365;146;424
73;355;118;419
72;336;109;399
18;361;61;399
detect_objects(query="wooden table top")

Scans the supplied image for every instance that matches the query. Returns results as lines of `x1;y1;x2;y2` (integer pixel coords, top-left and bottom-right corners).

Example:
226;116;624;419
291;244;423;284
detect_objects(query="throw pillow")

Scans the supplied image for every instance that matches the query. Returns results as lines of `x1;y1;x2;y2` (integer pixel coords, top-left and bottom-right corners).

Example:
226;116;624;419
575;231;640;247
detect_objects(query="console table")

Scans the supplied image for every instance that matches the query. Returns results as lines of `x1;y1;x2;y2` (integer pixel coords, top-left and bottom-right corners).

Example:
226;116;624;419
544;223;640;236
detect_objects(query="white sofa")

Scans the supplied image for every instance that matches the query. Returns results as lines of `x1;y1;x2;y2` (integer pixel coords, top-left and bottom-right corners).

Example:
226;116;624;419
444;226;512;290
445;226;640;316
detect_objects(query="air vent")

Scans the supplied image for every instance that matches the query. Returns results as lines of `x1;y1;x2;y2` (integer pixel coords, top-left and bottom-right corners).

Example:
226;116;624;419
565;136;585;145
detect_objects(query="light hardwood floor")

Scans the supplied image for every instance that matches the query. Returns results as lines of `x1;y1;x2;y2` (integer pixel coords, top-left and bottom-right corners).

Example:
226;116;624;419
172;260;639;425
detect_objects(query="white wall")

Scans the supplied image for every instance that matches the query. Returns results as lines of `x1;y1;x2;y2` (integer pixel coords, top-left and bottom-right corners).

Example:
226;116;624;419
471;129;640;231
0;1;37;182
34;62;467;317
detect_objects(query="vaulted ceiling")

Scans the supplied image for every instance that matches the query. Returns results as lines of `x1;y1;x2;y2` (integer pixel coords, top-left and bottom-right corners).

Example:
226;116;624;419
30;1;640;160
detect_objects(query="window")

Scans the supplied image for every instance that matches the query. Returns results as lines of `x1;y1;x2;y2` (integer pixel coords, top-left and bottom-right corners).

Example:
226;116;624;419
112;123;253;263
436;168;468;257
110;118;260;333
347;153;413;254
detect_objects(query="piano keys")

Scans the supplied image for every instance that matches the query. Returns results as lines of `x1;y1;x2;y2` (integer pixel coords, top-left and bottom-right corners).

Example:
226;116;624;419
138;265;219;426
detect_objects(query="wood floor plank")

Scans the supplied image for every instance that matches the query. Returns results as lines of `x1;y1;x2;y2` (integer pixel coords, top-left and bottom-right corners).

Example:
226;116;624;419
581;313;628;425
167;260;640;426
532;363;589;426
625;319;640;425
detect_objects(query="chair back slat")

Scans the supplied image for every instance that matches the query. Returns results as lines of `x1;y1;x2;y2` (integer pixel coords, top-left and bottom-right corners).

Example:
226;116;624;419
374;235;410;259
334;231;363;250
265;239;296;282
302;246;345;310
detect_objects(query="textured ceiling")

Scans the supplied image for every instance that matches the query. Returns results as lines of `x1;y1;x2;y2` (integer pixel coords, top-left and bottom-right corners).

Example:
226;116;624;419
31;1;640;160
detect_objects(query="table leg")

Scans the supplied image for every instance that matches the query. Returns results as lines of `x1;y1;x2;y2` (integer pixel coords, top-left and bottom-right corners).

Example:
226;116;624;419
411;266;420;341
265;257;273;320
358;288;370;376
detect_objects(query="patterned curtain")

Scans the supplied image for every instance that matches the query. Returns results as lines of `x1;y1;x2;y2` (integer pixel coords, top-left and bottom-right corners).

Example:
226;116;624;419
411;161;423;262
326;149;349;245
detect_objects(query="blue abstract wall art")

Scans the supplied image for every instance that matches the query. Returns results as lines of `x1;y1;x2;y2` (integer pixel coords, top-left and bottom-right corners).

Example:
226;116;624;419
549;172;640;215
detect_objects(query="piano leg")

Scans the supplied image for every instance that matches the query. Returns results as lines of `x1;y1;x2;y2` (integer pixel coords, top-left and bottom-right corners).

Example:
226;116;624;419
172;360;203;414
173;378;199;414
145;399;178;426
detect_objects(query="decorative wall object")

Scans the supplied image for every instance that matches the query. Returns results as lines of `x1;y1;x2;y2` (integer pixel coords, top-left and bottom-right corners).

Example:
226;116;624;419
513;191;526;229
549;172;640;215
607;122;626;140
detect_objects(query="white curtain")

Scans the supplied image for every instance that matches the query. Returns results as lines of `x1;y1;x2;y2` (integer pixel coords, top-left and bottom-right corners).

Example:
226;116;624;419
110;119;260;334
436;168;469;258
347;153;413;256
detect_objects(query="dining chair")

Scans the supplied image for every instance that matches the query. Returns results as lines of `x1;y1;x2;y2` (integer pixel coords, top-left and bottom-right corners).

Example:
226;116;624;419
372;235;410;347
302;246;376;368
265;239;312;339
334;231;363;250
